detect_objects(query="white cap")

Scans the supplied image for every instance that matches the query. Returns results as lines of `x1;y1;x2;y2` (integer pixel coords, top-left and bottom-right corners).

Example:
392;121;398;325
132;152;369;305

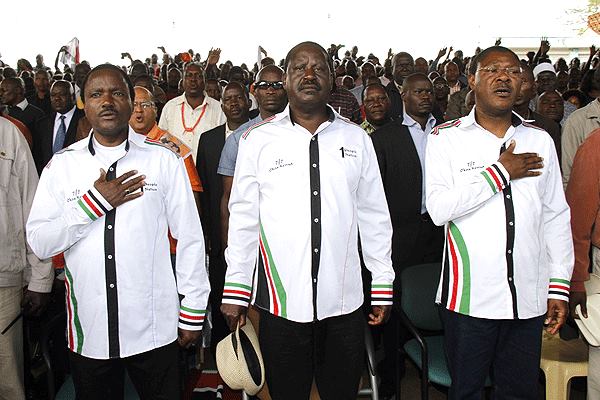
533;63;556;78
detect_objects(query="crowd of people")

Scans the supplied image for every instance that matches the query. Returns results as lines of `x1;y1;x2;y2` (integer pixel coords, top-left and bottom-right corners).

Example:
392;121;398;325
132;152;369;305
0;38;598;400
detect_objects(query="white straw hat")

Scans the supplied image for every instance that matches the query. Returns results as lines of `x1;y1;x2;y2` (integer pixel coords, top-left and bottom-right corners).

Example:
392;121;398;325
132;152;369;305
216;321;265;395
575;274;600;347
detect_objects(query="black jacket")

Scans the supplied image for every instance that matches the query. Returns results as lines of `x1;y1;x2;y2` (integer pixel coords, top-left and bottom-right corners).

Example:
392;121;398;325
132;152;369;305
196;123;227;255
32;108;84;174
371;118;440;267
385;81;404;120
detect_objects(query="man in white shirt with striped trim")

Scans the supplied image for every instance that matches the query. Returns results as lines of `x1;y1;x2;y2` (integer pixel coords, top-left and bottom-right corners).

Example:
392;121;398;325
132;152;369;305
220;42;394;400
27;64;209;400
426;46;573;400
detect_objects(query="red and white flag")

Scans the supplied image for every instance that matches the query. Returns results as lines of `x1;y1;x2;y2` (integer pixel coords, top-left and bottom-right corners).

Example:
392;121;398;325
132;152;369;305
60;37;80;69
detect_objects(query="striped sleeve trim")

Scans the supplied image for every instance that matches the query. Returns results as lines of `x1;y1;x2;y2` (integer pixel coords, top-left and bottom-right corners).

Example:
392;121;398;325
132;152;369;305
222;282;252;306
480;162;510;194
431;119;461;135
371;283;393;306
241;115;276;139
178;306;206;329
76;188;113;221
548;278;570;301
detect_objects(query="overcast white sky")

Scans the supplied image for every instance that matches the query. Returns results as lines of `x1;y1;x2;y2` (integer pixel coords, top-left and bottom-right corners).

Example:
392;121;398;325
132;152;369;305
1;0;593;68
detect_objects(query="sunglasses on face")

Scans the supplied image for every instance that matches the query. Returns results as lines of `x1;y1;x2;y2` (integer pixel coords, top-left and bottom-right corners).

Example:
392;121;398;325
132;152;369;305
255;81;284;90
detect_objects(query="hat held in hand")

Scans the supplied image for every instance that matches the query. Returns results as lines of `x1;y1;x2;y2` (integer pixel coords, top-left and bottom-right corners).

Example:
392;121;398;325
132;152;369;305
575;274;600;347
216;320;265;395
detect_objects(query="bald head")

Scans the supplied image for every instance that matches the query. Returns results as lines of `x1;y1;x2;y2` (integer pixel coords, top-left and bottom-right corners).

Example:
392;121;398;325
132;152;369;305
0;77;25;105
134;86;155;103
130;86;157;135
50;80;75;114
392;52;415;84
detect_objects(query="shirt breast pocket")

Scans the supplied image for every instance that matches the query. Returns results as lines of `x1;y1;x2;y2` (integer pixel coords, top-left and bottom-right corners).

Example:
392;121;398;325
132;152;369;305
0;151;14;193
326;146;362;193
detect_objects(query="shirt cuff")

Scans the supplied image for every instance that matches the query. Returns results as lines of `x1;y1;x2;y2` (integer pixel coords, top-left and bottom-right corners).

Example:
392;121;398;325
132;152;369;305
221;282;252;307
178;306;206;331
217;165;235;177
480;162;510;194
548;278;570;302
27;280;53;293
371;283;393;306
76;187;113;221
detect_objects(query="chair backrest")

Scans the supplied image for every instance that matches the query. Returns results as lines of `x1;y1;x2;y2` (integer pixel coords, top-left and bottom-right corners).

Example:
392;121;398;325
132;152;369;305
400;262;443;331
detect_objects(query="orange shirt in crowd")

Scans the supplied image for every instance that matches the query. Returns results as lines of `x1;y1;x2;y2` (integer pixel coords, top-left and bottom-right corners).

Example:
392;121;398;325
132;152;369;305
145;123;203;254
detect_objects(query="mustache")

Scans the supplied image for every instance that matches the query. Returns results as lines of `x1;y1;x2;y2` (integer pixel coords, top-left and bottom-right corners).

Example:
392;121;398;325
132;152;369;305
299;77;321;91
99;106;117;117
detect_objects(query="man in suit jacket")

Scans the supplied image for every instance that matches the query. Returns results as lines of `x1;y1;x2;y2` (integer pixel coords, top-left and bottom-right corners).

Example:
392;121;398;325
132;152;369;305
197;81;250;348
32;80;84;174
371;73;445;398
0;77;44;140
385;52;415;119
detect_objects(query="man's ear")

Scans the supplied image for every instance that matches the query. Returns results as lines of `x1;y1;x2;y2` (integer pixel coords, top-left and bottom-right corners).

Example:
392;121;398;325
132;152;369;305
468;73;476;90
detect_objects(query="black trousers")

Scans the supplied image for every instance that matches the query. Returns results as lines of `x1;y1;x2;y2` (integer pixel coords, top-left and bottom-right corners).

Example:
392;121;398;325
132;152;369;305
441;308;545;400
69;341;181;400
258;307;365;400
208;251;229;352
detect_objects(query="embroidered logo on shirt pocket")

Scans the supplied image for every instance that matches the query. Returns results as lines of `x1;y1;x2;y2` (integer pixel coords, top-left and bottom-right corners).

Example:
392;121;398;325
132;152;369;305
339;147;357;158
268;158;294;173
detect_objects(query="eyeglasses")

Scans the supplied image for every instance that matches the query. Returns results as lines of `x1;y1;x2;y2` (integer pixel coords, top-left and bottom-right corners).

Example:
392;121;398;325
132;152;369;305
255;81;284;90
477;66;522;77
133;101;155;109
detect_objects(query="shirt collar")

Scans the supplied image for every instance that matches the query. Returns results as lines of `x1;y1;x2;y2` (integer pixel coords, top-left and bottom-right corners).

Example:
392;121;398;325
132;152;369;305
280;104;337;127
458;106;523;130
87;126;140;156
394;81;403;93
179;93;208;110
402;109;436;130
55;105;76;121
585;98;600;119
16;98;28;111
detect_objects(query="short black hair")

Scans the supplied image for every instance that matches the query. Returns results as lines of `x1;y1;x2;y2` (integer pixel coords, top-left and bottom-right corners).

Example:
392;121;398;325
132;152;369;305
223;80;249;100
468;46;520;75
80;63;135;105
401;72;431;93
361;82;387;101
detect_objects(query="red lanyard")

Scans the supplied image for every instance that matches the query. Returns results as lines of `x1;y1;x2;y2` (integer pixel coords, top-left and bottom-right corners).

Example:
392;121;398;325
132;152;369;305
181;102;207;133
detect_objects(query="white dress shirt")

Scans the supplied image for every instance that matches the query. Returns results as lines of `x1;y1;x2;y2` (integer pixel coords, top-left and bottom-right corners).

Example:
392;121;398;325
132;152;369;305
223;106;394;323
402;109;436;214
53;106;76;144
158;93;225;162
15;98;29;111
426;107;573;320
27;128;210;359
